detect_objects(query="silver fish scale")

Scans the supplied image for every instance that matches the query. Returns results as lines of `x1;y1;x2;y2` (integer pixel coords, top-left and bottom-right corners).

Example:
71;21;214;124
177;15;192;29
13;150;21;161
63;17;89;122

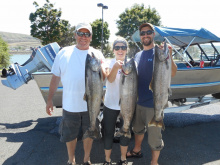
83;54;103;139
119;58;138;138
152;45;171;122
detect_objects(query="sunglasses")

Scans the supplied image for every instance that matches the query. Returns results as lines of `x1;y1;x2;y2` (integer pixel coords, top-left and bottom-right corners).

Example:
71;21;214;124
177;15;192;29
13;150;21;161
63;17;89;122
114;46;127;51
140;30;154;36
76;31;91;37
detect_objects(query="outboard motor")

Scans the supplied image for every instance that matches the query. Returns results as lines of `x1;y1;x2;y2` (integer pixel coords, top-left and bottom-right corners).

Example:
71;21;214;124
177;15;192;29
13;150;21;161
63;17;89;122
1;42;60;89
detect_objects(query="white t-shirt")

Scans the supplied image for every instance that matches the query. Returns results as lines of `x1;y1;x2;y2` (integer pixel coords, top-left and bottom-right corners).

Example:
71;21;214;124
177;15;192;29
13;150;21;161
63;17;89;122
52;45;105;112
104;58;121;110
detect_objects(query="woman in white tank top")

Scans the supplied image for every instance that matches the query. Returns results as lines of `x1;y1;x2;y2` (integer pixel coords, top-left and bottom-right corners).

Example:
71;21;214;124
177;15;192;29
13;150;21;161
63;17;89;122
103;37;130;165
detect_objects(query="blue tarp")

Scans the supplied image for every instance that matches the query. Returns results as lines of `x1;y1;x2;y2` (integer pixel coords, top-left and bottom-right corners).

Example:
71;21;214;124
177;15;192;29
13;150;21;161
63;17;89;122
131;26;220;47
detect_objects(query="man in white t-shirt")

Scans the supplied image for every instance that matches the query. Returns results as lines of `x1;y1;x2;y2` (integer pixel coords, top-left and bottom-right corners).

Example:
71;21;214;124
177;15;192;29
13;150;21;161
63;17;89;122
46;22;106;165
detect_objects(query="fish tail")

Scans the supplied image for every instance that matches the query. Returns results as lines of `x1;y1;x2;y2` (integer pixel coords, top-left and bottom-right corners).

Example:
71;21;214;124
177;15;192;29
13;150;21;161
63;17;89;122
148;118;165;131
115;130;121;137
158;120;165;131
83;127;101;140
148;118;157;127
124;130;131;138
115;128;131;139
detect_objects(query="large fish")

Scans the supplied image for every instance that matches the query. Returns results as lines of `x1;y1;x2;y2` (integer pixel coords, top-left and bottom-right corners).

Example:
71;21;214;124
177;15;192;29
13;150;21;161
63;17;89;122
148;42;172;130
117;56;138;138
83;52;103;139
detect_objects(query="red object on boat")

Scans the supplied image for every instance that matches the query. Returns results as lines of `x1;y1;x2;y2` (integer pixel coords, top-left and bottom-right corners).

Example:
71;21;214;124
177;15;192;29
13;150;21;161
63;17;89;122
200;60;204;68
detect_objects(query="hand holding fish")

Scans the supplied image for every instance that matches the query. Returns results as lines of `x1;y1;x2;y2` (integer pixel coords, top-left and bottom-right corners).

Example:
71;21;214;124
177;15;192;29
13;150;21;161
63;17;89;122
159;42;173;59
159;42;177;77
114;60;124;69
159;42;172;50
107;60;124;83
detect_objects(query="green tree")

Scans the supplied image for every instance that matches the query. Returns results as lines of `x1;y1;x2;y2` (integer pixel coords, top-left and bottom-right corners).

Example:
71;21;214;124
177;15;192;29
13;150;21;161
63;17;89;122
103;43;114;58
58;25;76;47
0;36;11;68
29;0;69;45
116;4;161;57
90;19;110;51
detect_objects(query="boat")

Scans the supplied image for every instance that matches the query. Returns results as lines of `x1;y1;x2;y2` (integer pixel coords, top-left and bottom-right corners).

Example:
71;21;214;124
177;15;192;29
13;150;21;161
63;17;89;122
1;42;60;89
132;26;220;103
1;42;62;107
2;26;220;107
32;72;62;107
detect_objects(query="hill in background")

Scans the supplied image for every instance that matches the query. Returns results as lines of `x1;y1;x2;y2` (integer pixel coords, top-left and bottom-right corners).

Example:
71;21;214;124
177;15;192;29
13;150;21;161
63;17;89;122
0;31;41;54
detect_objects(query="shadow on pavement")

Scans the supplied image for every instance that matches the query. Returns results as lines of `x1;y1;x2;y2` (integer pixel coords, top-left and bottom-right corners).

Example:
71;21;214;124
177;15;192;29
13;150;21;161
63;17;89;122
0;117;67;165
0;120;34;129
0;114;220;165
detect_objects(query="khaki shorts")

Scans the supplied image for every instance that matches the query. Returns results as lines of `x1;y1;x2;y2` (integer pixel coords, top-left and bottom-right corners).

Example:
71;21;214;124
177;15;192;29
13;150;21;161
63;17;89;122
59;110;90;142
132;104;164;151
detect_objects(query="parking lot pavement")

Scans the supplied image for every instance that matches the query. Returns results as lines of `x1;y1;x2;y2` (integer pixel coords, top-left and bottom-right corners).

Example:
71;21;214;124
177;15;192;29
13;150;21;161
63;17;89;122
0;77;220;165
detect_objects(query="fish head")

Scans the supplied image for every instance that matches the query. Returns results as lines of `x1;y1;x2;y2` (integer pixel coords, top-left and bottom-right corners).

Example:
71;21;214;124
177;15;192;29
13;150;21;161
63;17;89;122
87;53;101;72
121;57;134;75
155;43;169;62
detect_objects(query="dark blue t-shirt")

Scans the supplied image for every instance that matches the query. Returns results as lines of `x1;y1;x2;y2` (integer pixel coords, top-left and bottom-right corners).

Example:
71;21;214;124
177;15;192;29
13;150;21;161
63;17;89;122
136;48;154;108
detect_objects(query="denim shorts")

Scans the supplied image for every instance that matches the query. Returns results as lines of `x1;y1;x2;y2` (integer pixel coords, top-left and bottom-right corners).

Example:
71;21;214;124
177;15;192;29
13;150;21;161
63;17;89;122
59;109;90;142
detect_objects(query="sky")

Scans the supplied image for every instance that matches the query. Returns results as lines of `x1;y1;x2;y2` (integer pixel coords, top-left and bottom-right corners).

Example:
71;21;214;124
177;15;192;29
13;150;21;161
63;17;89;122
1;0;220;42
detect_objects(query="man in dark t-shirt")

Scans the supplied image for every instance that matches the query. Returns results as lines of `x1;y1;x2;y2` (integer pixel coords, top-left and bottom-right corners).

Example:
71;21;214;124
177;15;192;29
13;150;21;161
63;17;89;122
126;23;177;165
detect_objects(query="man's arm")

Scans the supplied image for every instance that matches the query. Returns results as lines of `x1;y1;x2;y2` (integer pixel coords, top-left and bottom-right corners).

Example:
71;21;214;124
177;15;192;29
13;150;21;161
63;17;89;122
46;74;61;116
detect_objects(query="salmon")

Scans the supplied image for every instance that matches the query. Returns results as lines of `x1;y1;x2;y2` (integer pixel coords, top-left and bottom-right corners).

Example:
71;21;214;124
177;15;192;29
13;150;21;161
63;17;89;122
148;42;172;130
83;52;103;139
117;56;138;138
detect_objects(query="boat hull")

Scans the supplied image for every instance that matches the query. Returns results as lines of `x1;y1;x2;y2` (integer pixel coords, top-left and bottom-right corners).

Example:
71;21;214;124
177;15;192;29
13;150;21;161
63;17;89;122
32;67;220;107
32;72;62;107
170;67;220;99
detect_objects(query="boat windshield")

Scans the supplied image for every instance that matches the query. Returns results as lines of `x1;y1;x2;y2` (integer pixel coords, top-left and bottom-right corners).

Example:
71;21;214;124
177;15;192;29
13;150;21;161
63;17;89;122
131;26;220;68
172;43;220;68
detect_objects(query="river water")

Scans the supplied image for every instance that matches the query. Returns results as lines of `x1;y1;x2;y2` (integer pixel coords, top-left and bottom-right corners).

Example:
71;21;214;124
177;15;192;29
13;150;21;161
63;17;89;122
10;54;112;66
10;54;31;64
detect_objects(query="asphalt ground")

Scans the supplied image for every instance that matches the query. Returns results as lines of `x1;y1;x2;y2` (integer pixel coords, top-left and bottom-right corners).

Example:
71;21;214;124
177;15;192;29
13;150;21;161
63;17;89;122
0;76;220;165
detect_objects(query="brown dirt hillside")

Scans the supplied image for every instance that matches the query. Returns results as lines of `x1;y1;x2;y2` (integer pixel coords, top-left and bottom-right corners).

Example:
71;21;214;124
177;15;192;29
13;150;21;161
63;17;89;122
0;31;41;53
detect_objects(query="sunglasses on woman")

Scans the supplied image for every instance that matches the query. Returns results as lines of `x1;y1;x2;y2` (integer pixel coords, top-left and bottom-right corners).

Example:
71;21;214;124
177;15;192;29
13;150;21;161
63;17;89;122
140;30;154;36
76;31;91;37
114;46;127;51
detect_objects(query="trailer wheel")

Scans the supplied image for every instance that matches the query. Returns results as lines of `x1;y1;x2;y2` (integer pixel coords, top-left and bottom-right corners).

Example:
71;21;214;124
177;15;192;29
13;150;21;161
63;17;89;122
212;93;220;99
